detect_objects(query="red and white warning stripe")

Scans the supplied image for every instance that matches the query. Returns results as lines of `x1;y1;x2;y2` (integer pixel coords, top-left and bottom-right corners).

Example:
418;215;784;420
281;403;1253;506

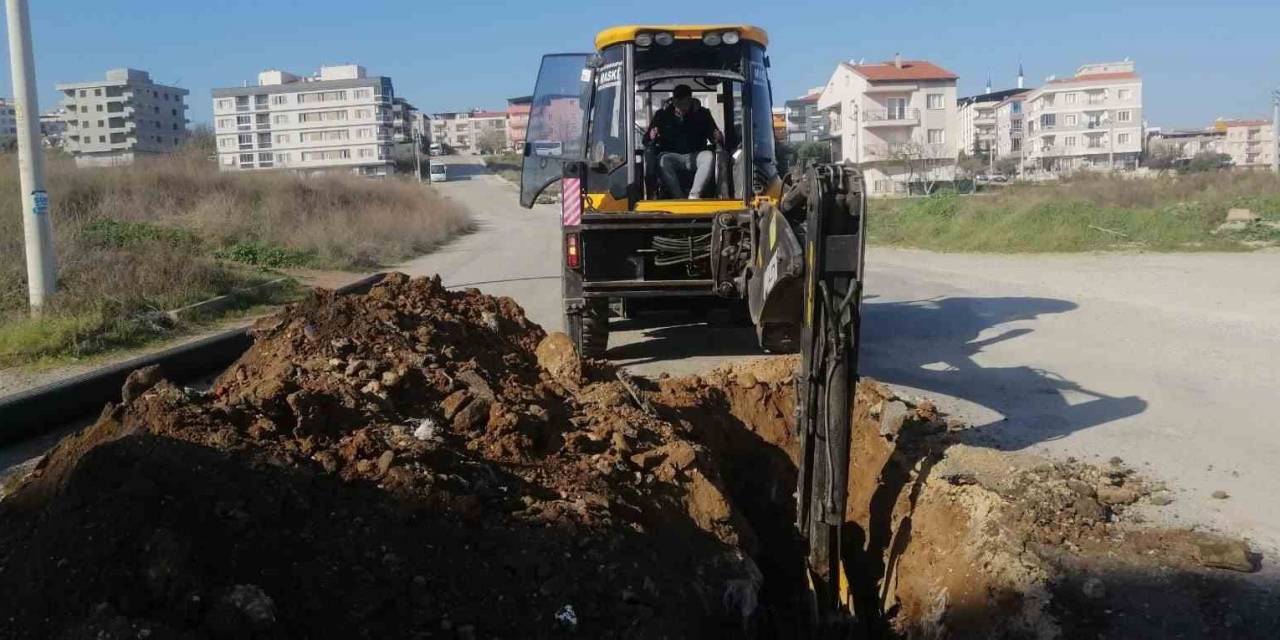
562;177;582;227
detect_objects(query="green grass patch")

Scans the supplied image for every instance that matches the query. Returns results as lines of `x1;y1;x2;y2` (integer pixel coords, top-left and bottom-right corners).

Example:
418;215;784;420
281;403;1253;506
868;173;1280;253
214;240;316;268
81;219;202;250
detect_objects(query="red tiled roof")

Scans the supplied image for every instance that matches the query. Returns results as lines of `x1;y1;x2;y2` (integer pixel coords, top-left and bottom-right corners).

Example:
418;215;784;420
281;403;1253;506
843;60;957;82
471;110;506;118
1047;71;1138;85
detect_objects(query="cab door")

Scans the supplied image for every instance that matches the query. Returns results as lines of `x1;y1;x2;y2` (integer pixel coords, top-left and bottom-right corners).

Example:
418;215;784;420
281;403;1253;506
520;53;591;208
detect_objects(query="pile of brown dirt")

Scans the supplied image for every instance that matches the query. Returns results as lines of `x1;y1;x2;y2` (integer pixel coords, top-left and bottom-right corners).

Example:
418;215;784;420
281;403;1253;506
656;360;1280;639
3;274;1277;639
0;274;761;639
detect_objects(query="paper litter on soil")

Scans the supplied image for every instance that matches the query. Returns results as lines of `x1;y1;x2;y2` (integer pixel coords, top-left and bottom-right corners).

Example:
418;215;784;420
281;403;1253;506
1;273;1276;639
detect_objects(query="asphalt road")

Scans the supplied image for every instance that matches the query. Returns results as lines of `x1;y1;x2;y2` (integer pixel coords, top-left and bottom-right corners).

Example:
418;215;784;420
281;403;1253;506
424;156;1280;557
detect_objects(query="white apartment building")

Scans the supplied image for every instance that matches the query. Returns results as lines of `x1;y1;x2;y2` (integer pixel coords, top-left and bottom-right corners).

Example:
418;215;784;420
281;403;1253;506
1147;127;1225;162
429;110;508;154
0;99;16;145
1219;119;1275;169
957;86;1028;158
1022;61;1144;174
994;93;1029;161
816;56;960;195
212;65;399;176
57;68;189;167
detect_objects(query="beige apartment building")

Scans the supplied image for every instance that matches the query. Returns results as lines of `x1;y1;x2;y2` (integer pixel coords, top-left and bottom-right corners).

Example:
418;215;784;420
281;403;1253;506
1023;61;1144;174
0;99;16;145
1218;119;1275;169
57;68;189;167
429;109;508;154
994;93;1029;162
816;56;960;195
212;65;399;176
958;86;1029;158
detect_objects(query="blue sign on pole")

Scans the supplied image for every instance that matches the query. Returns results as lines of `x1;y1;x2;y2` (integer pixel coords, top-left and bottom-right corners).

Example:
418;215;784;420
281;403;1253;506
32;190;48;215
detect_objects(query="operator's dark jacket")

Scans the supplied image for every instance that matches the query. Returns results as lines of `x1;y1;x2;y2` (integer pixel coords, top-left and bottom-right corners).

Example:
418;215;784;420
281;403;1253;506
649;103;719;155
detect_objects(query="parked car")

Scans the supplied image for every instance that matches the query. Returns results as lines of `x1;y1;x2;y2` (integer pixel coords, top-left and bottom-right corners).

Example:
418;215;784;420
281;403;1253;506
429;164;447;183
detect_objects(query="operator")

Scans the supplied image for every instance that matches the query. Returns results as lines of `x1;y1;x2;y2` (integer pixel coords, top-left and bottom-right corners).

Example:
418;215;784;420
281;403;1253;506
646;84;724;199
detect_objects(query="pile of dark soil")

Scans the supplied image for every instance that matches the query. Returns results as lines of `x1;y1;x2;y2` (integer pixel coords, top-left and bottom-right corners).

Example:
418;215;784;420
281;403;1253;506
0;274;760;639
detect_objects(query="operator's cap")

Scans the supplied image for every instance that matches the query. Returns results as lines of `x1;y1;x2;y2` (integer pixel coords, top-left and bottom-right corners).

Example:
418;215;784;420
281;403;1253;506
672;84;693;98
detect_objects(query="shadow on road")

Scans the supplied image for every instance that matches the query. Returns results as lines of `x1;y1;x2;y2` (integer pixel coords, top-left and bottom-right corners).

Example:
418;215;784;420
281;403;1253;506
860;296;1147;450
431;159;493;181
607;314;761;366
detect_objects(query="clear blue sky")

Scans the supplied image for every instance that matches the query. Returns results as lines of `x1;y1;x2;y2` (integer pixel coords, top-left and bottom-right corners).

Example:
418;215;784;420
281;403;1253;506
3;0;1278;129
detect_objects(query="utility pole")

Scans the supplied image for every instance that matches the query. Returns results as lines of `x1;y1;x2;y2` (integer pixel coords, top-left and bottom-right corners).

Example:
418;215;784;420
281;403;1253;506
1272;88;1279;174
413;128;423;183
6;0;56;312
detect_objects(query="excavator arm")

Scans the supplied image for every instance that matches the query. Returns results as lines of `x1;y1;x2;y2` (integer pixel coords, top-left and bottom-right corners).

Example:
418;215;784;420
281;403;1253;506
784;164;867;631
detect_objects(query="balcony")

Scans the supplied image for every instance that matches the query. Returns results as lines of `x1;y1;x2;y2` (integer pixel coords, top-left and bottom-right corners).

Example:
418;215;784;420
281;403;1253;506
863;108;919;127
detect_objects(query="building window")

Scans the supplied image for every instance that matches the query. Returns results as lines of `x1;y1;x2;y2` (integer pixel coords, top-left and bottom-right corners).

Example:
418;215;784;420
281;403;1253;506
272;95;288;105
171;109;178;116
873;179;890;193
79;90;87;98
1064;114;1077;126
358;148;374;158
218;137;234;149
236;115;252;129
173;123;179;131
1118;89;1131;100
80;106;88;113
276;153;290;164
258;152;273;162
272;114;289;124
298;90;348;104
299;129;350;142
1116;110;1132;123
97;120;104;127
298;110;348;123
238;133;253;149
216;118;232;129
96;104;103;112
356;128;372;139
1117;133;1131;144
217;99;233;110
274;133;290;144
1065;136;1077;147
301;149;351;161
926;94;944;110
1064;93;1077;105
355;109;372;119
240;153;254;163
98;136;105;143
927;129;945;144
355;89;372;99
1088;91;1106;105
221;155;236;166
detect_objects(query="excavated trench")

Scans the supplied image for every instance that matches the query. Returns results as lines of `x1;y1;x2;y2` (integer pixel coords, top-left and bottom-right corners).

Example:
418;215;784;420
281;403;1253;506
0;274;1275;639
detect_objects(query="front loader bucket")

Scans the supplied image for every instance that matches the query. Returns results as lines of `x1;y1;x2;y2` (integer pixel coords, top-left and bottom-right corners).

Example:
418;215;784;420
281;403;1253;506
747;203;806;353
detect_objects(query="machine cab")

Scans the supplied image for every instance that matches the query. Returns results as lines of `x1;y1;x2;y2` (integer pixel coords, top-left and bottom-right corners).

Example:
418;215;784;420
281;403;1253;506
520;25;779;212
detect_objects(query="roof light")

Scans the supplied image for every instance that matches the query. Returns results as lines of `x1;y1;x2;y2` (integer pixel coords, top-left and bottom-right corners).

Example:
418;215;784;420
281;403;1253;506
721;31;740;45
654;31;675;46
702;32;722;46
634;32;653;47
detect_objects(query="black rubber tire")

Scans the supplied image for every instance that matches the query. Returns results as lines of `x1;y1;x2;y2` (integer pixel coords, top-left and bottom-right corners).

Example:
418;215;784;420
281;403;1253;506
572;299;609;359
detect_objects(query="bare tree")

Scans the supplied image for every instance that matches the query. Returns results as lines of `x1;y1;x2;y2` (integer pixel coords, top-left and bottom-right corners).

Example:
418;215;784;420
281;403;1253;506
477;129;508;155
871;140;953;195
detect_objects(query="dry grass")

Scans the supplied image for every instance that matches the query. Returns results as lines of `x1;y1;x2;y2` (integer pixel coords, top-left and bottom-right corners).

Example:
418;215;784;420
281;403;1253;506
870;171;1280;253
0;149;471;364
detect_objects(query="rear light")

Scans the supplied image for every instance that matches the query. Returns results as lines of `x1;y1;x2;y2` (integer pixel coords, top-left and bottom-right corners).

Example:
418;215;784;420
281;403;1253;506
566;233;581;270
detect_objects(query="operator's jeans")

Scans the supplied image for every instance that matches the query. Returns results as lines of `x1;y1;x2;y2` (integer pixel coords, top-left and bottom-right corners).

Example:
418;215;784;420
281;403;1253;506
658;150;714;198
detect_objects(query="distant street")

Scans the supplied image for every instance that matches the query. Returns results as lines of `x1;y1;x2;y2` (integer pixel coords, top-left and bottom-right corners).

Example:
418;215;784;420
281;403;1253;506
426;155;1280;558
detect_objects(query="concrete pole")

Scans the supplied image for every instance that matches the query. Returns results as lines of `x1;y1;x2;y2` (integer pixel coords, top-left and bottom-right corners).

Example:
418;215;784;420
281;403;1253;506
1272;89;1279;174
6;0;56;312
413;129;423;183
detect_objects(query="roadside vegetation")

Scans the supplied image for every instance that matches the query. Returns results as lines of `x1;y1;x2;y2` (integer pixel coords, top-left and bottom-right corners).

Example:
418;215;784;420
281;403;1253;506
482;153;522;184
868;171;1280;252
0;149;471;366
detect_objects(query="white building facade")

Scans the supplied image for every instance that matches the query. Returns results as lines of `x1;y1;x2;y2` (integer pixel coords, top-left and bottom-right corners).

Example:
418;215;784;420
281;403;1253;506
212;65;398;176
1219;119;1275;170
57;68;189;167
816;57;960;196
429;110;508;154
1022;61;1144;174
